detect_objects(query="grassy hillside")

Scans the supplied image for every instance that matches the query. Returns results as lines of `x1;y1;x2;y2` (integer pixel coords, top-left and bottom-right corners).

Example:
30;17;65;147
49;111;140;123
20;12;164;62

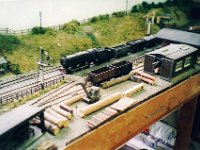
2;5;189;74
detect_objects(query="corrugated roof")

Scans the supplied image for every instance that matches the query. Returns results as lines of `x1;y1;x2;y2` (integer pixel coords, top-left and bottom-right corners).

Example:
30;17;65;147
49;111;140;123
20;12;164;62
156;28;200;47
148;44;198;60
0;56;7;64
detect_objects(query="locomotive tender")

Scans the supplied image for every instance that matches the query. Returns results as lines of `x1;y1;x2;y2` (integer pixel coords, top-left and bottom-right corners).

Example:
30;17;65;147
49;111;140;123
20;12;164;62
60;35;159;72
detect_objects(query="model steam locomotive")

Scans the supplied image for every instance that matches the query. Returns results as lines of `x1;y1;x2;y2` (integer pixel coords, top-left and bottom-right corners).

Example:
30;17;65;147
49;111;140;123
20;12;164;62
60;35;159;72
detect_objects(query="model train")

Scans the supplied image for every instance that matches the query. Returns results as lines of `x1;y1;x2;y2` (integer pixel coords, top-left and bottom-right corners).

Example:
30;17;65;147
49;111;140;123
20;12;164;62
60;35;159;72
89;60;132;84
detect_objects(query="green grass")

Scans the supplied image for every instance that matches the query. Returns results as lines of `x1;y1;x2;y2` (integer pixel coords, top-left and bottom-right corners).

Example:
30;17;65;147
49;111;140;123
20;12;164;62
2;6;189;73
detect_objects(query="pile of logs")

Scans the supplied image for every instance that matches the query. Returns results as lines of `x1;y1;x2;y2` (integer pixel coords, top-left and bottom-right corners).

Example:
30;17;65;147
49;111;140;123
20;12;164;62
43;104;72;135
133;70;156;85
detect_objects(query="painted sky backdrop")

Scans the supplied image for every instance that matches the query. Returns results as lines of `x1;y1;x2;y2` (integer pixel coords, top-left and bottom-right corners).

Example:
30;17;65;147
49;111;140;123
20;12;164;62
0;0;166;30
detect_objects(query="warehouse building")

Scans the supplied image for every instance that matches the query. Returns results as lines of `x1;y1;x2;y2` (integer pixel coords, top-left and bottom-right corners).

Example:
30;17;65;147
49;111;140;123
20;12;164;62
144;44;198;81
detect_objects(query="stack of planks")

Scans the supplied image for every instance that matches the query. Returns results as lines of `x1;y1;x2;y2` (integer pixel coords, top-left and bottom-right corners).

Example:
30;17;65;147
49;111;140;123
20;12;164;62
110;97;138;111
133;70;156;85
86;107;118;128
36;140;57;150
86;97;138;128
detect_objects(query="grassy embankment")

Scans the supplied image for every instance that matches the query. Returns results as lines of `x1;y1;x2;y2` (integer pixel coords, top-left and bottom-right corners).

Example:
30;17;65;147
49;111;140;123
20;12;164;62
2;5;189;74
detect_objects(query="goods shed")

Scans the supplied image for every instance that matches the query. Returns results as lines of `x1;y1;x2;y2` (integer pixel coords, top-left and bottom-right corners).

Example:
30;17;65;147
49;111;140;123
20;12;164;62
144;44;198;81
156;28;200;49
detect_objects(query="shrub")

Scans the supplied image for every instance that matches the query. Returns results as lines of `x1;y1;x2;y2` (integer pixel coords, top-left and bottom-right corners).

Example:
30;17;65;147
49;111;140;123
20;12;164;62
98;14;109;21
90;16;98;23
137;5;145;13
45;28;57;36
31;27;47;34
62;20;80;33
9;63;21;75
112;11;126;17
131;5;138;13
0;34;20;52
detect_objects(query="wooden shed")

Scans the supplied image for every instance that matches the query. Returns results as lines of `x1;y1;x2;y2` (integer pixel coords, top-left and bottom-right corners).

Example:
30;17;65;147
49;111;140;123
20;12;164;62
144;44;198;81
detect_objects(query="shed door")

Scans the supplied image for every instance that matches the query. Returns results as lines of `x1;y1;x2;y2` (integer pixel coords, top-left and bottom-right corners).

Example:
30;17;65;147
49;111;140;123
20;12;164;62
160;58;173;81
144;54;155;74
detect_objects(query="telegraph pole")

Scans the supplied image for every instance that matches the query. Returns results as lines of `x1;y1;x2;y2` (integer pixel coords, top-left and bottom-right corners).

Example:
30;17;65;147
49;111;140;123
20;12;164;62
126;0;128;15
39;11;42;27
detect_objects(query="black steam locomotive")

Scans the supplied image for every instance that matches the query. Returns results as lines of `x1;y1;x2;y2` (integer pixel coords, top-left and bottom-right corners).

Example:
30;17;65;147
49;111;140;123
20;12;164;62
60;35;159;72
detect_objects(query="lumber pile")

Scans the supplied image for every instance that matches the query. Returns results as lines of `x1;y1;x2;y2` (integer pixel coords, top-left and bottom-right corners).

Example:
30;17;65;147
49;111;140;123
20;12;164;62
110;97;138;111
133;70;156;85
42;103;73;135
78;92;122;117
86;107;118;128
36;140;57;150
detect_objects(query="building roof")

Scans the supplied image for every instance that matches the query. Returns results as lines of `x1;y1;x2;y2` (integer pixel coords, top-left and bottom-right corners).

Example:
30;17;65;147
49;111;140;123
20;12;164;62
156;28;200;48
148;44;198;60
0;104;44;138
0;56;7;64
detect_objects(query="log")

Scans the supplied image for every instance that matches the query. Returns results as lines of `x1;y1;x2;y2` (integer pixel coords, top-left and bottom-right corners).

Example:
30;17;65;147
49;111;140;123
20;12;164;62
46;108;69;128
44;112;63;128
52;105;72;119
59;104;73;113
134;70;156;81
135;75;155;85
44;120;60;135
78;92;122;117
62;93;85;105
101;74;130;89
123;83;144;97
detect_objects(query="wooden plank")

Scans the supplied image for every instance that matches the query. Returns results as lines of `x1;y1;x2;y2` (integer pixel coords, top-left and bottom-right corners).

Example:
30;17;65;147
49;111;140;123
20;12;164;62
65;74;200;150
175;97;198;150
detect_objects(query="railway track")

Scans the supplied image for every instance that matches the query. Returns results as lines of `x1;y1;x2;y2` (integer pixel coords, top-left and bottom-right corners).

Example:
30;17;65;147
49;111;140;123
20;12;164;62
0;54;145;106
31;80;92;108
0;66;62;89
0;66;64;105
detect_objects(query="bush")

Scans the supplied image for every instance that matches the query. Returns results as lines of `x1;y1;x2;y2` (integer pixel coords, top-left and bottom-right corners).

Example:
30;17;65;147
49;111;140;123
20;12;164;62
137;5;145;13
98;14;109;21
112;11;126;17
90;16;98;23
45;28;57;36
0;34;20;52
9;63;21;75
131;5;138;13
31;27;47;34
62;20;80;33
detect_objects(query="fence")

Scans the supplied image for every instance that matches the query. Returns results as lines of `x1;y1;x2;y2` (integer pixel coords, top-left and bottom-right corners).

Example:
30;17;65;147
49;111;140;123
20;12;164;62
0;18;91;35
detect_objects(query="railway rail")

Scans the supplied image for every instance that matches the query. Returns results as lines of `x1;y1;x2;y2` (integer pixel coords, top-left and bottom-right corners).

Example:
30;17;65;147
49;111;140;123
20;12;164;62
0;66;62;89
0;54;145;106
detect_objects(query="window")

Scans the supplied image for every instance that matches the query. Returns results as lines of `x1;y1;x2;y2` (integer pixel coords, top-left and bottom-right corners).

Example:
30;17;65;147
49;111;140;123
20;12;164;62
175;60;183;72
184;56;191;68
